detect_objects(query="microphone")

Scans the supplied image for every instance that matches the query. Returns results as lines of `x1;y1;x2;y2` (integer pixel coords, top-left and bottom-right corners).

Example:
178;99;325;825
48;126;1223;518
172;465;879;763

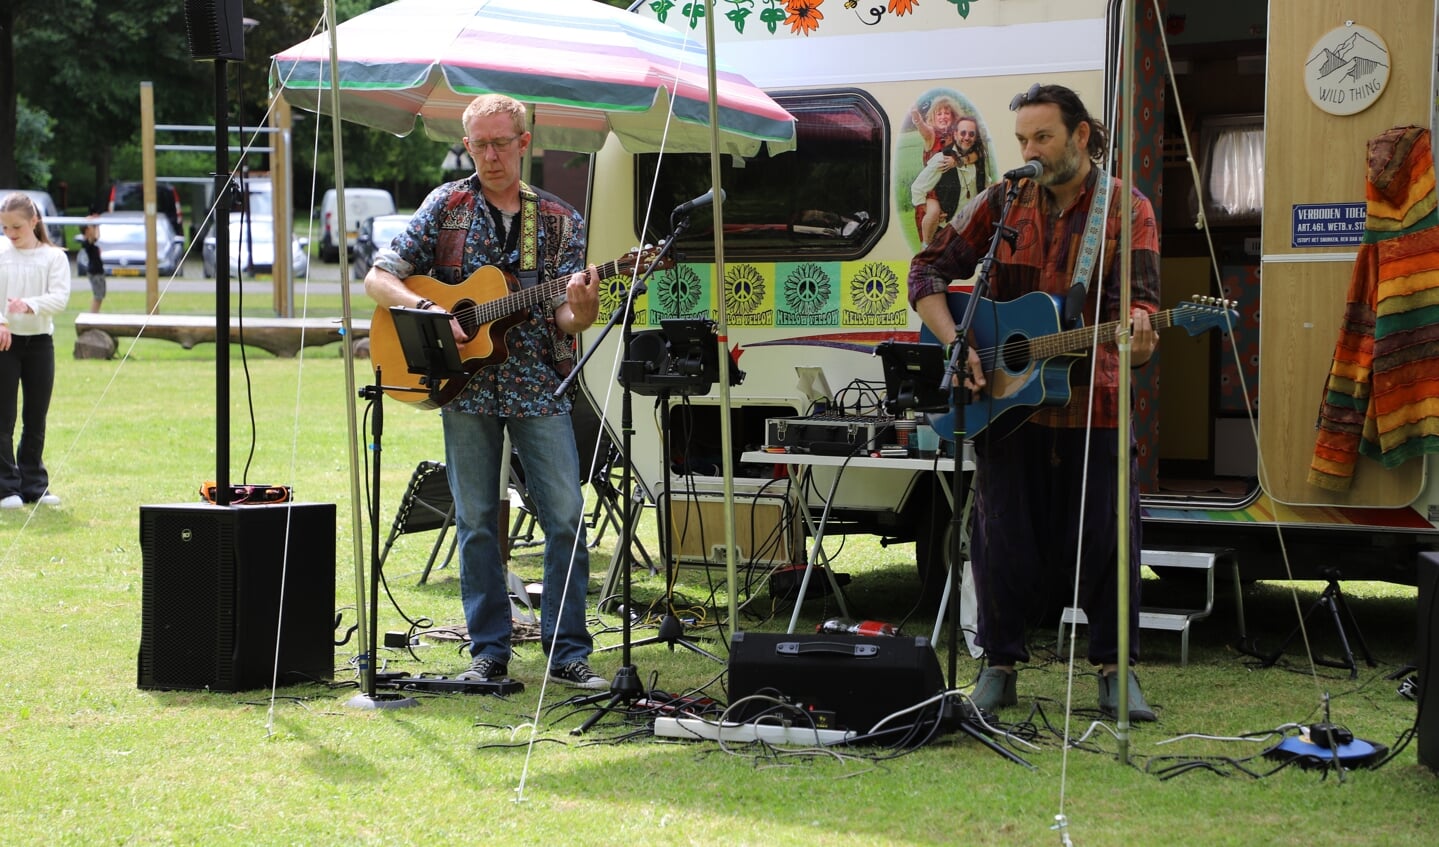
1003;160;1044;181
672;188;726;217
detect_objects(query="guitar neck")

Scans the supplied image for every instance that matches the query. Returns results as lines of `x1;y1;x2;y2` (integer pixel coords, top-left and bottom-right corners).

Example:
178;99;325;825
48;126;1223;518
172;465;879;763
469;257;630;326
1029;307;1182;360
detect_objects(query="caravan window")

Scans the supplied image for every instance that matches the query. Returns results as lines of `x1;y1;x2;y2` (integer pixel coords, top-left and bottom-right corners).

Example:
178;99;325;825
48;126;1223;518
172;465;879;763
633;89;887;261
1198;114;1264;224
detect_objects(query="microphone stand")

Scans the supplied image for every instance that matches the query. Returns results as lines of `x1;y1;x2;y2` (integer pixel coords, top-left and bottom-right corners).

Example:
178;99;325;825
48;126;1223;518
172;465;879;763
937;180;1024;752
563;230;685;734
349;310;519;704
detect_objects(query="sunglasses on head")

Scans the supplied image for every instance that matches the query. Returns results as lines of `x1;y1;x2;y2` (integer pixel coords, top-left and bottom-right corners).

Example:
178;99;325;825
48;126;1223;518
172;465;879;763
1009;83;1043;111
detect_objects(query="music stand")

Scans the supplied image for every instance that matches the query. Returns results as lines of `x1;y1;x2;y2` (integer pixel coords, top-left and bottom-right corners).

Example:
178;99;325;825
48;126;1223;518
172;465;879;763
389;306;466;391
876;341;950;416
608;319;732;662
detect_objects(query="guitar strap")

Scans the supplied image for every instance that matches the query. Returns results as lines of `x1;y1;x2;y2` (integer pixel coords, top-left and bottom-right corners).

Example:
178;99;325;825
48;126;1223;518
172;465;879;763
1065;166;1110;327
514;182;540;290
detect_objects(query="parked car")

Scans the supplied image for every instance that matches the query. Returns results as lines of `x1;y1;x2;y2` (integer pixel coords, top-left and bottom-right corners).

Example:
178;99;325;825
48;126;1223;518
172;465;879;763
351;213;410;280
201;215;310;279
109;181;185;239
319;187;395;262
0;188;64;244
75;212;186;277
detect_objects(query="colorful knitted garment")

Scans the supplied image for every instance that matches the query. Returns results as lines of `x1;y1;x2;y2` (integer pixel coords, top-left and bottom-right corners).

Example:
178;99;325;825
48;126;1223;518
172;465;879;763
1310;125;1439;491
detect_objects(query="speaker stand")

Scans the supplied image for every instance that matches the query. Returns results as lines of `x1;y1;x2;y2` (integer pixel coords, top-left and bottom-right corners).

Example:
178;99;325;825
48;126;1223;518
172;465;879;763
1256;571;1376;680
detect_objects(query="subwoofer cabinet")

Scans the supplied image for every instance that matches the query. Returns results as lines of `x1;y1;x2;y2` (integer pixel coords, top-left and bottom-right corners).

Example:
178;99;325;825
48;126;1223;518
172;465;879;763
138;503;336;692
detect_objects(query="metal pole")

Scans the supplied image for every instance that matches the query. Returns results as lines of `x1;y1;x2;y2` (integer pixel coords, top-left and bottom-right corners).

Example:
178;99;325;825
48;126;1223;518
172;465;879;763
1116;0;1137;765
702;0;740;641
318;0;372;695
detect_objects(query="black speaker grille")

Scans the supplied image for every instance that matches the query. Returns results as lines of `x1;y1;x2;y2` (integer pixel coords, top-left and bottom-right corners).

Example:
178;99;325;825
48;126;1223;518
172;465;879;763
139;504;335;692
140;507;231;689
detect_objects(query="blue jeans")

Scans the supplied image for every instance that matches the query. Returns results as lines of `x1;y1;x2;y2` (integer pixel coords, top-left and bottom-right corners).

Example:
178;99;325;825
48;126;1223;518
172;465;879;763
0;334;55;501
442;410;592;667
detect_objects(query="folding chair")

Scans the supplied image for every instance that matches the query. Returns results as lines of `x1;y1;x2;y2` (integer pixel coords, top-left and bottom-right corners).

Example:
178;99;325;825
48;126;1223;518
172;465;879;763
377;460;459;586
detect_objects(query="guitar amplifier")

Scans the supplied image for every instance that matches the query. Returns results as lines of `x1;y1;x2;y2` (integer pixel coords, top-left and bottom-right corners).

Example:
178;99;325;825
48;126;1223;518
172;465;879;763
766;413;894;457
727;631;945;733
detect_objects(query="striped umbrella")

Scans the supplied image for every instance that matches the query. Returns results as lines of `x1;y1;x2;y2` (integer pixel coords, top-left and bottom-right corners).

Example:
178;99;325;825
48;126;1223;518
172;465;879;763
270;0;796;156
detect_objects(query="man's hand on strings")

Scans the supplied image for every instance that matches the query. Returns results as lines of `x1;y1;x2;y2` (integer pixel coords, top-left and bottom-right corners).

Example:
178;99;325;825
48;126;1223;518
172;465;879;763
560;265;600;334
1129;307;1157;367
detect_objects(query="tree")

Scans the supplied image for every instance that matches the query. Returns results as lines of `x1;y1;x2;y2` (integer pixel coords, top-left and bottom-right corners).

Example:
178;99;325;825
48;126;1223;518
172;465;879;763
7;2;207;205
12;98;54;189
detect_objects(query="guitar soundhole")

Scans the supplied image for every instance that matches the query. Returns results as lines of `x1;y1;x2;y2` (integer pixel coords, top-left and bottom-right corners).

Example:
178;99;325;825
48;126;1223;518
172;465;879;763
1000;333;1030;373
453;299;479;340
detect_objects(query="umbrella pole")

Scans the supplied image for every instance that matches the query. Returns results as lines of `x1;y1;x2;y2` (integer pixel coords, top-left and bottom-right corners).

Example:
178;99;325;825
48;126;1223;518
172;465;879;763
703;0;740;647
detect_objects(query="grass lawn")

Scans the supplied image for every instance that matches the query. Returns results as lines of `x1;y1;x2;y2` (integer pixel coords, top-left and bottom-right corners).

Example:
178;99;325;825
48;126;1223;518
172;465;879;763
1;291;1436;845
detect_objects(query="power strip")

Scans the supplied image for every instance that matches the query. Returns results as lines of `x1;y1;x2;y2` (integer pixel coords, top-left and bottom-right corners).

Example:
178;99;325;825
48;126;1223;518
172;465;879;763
653;716;855;746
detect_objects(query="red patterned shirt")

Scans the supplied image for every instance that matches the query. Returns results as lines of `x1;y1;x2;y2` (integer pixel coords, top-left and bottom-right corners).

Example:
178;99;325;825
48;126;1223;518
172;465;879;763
908;167;1160;429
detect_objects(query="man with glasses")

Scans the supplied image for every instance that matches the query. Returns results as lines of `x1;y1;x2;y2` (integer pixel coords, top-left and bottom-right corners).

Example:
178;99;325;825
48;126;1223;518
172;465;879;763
365;93;607;691
908;83;1160;721
912;114;990;245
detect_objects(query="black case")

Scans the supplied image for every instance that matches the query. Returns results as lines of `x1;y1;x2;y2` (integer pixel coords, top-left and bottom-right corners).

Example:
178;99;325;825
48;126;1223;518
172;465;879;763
727;631;945;733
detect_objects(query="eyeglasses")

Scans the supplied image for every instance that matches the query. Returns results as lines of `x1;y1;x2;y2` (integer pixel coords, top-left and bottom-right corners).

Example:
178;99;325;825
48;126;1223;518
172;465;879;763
957;129;978;138
466;134;523;155
1009;83;1043;111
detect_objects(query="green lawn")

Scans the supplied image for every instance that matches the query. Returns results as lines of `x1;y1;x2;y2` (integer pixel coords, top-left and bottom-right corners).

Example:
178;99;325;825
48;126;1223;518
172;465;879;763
1;291;1435;846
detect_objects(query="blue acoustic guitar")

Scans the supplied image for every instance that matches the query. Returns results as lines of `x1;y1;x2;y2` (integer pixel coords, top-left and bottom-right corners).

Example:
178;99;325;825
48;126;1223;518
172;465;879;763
921;291;1238;442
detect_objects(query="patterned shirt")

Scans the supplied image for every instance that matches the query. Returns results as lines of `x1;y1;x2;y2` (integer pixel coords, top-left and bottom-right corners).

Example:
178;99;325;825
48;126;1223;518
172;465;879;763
907;167;1160;429
373;175;586;418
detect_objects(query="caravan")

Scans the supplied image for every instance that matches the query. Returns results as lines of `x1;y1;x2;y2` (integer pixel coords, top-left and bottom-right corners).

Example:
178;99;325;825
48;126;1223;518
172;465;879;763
580;0;1439;587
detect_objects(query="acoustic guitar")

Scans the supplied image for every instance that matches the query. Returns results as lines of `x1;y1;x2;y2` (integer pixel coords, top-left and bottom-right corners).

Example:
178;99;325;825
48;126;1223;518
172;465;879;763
921;291;1238;441
370;247;668;408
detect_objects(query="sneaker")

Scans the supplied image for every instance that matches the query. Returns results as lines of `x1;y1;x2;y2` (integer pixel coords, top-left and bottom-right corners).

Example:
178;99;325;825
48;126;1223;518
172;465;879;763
36;493;60;507
969;666;1017;712
548;660;608;690
0;495;21;510
1098;669;1156;722
456;656;507;682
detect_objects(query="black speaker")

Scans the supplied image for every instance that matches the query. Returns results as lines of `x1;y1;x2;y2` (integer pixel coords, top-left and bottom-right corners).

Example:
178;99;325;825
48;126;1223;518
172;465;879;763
138;502;335;691
1418;552;1439;772
727;631;945;733
184;0;246;62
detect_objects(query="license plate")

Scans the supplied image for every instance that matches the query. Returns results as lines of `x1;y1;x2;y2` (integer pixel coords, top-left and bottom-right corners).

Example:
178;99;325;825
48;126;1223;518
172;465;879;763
113;268;141;277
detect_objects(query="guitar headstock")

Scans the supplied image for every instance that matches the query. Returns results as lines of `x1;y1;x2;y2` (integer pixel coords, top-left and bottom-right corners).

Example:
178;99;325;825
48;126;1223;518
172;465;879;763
1174;295;1240;336
617;243;676;276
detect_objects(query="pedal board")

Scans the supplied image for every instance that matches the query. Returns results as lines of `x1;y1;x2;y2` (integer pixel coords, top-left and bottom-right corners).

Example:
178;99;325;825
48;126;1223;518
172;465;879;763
376;671;524;696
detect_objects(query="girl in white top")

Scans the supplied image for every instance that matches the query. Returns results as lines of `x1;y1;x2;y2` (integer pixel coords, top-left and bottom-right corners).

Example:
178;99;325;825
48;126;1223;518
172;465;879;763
0;191;72;509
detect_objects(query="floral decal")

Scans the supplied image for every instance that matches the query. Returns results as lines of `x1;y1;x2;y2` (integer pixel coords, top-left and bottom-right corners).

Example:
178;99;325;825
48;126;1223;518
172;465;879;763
661;0;975;36
784;0;824;36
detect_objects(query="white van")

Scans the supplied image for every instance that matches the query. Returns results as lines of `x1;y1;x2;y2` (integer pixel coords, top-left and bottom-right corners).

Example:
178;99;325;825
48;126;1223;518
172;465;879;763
319;187;396;262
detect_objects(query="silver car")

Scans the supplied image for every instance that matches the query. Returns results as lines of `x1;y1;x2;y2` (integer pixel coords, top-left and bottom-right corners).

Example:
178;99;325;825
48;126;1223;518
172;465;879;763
202;215;310;279
75;212;186;277
351;214;411;280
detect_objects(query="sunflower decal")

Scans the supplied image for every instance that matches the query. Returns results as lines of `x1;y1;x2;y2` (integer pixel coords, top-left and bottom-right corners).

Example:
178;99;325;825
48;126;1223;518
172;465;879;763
782;263;833;314
656;265;705;316
726;264;767;315
848;262;900;314
598;272;636;318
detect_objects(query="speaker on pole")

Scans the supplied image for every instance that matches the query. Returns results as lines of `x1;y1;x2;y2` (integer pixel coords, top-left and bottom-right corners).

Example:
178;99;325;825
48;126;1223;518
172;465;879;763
184;0;246;62
138;503;336;692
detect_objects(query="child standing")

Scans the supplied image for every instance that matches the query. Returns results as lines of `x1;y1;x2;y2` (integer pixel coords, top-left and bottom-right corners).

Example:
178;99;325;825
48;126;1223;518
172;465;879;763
0;192;72;509
79;207;105;312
